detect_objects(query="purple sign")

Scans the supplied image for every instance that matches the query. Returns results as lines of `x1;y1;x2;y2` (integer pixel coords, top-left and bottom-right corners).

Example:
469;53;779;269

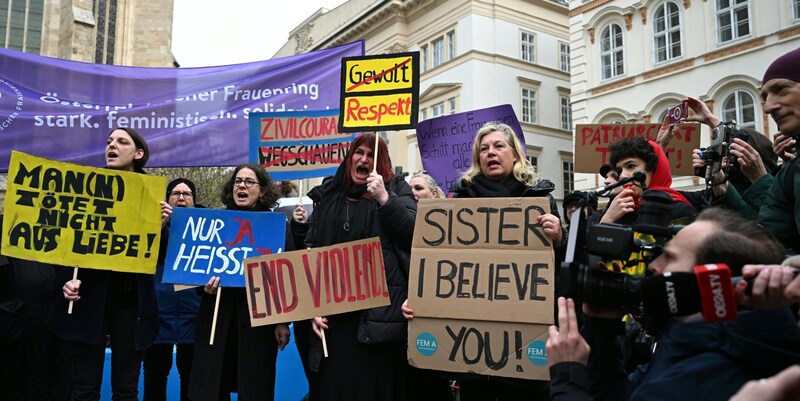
0;41;364;172
415;104;526;193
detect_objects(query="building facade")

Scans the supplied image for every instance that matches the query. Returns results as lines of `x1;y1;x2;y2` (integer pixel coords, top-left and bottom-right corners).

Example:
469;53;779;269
569;0;800;192
274;0;574;199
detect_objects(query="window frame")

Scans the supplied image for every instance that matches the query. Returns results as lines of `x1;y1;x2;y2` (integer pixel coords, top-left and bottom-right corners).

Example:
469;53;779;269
521;30;536;63
560;95;572;131
720;89;756;129
653;1;683;63
521;87;538;124
559;41;570;72
600;23;625;80
715;0;751;44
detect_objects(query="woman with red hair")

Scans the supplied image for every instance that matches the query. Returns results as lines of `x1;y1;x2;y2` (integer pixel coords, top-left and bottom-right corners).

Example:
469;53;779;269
291;133;416;401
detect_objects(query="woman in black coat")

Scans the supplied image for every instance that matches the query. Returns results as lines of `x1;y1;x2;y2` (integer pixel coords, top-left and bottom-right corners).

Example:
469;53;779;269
188;164;293;401
450;121;565;401
292;133;416;401
54;127;164;401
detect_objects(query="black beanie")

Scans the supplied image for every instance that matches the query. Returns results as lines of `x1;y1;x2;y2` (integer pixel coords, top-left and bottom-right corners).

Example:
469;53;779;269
763;47;800;84
166;178;197;200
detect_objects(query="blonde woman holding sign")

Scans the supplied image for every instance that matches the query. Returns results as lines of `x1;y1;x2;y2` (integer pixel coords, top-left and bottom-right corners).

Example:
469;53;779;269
291;133;416;401
188;163;294;401
52;127;166;401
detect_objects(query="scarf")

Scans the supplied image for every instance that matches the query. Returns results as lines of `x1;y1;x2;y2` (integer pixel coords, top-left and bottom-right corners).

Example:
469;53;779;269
647;141;690;205
470;174;527;197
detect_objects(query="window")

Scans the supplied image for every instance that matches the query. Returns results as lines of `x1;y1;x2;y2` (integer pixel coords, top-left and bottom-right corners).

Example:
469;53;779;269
527;156;539;173
420;30;455;71
721;90;756;128
432;102;445;117
559;42;570;72
448;98;456;114
560;96;572;130
521;88;537;124
563;160;575;197
447;30;456;60
600;23;625;80
716;0;750;43
421;109;428;121
654;2;682;62
794;0;800;20
521;31;536;63
421;44;428;72
432;37;444;68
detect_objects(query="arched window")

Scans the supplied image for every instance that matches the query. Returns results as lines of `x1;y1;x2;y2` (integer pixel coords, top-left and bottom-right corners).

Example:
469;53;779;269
654;2;682;62
721;90;756;128
600;23;624;80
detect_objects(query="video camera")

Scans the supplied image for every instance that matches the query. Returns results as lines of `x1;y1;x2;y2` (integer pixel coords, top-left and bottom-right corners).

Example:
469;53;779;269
558;190;678;315
694;120;748;186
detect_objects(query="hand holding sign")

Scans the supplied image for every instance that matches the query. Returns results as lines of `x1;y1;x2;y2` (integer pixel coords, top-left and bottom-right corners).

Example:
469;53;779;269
367;171;389;205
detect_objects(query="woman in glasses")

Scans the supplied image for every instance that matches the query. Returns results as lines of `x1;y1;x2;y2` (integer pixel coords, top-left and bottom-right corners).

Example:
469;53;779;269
188;164;294;401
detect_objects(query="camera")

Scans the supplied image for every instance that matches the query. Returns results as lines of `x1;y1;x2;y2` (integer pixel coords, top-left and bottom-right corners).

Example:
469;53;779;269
666;102;688;125
558;190;676;312
694;120;738;184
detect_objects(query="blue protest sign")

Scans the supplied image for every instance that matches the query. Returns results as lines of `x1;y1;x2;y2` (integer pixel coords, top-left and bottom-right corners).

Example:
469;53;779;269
162;208;286;287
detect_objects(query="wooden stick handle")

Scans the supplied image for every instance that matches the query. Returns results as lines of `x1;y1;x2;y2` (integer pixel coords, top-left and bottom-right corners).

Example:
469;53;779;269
321;326;329;358
373;133;380;172
67;267;78;314
210;286;222;345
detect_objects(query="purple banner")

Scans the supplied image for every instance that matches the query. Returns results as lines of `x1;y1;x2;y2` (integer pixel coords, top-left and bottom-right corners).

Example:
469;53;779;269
0;41;364;172
415;104;526;194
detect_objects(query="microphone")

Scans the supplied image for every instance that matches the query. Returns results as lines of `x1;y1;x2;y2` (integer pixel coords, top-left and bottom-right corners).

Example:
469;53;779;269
640;264;737;322
595;170;646;195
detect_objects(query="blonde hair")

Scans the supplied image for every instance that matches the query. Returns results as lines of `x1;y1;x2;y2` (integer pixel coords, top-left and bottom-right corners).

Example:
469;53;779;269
410;173;445;199
460;122;539;186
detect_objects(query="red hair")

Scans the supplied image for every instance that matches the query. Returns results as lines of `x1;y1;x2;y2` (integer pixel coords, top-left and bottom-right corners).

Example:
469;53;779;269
344;133;395;194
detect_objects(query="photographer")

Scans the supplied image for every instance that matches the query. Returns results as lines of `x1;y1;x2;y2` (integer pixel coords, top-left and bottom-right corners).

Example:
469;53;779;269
713;48;800;253
549;208;800;401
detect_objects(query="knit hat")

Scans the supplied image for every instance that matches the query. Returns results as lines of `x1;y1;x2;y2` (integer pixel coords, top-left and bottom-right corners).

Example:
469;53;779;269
166;177;197;199
762;47;800;84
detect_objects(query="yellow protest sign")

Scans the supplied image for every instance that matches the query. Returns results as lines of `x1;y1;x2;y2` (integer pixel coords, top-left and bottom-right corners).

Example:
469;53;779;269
338;52;420;132
1;151;165;273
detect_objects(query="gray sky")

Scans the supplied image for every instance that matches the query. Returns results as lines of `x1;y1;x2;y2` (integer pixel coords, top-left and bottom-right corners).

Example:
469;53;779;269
172;0;349;67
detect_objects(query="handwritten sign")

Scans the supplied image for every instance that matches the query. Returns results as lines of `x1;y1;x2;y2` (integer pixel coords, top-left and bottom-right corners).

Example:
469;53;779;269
407;198;554;380
249;109;355;180
244;237;390;326
1;151;164;273
162;208;286;287
574;123;701;176
338;52;419;132
416;105;526;194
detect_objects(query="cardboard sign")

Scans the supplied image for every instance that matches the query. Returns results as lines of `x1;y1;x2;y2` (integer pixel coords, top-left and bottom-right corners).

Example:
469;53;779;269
244;237;390;326
1;151;165;273
248;109;355;180
416;105;526;194
338;52;419;132
162;207;286;287
407;198;555;380
574;123;700;176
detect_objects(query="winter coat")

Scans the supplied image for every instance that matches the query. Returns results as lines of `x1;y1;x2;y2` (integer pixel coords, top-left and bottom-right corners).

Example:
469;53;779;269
550;308;800;401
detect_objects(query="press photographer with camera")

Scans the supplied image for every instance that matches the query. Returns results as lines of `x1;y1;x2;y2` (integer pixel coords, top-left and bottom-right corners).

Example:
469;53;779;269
549;207;800;401
709;48;800;254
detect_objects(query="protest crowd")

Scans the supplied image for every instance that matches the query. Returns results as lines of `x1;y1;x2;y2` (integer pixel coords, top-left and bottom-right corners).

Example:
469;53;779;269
2;40;800;401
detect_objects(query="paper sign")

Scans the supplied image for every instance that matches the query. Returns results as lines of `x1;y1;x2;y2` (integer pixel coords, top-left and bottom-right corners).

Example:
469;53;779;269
407;198;555;380
244;237;390;326
338;52;419;132
416;105;526;194
574;123;700;176
1;151;164;273
248;109;355;180
162;207;286;287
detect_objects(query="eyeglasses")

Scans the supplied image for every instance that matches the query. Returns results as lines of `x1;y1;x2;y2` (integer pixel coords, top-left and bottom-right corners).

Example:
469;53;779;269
170;191;193;198
233;178;259;188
